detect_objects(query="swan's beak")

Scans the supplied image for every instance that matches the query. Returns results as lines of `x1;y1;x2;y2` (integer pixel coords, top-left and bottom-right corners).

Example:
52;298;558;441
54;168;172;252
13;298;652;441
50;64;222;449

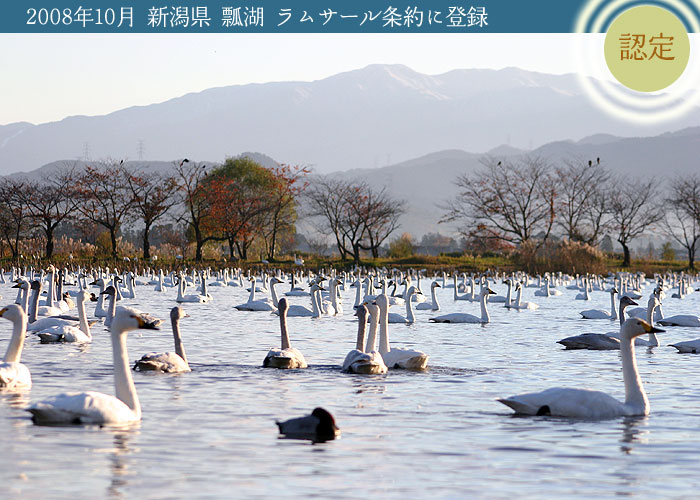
0;307;6;317
11;282;21;288
487;288;496;294
135;315;160;330
644;323;664;334
435;283;441;288
628;299;638;306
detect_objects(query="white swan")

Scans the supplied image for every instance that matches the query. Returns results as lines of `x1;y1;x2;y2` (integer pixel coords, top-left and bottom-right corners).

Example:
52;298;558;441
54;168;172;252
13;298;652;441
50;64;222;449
37;290;92;343
375;294;428;370
0;305;32;390
387;286;416;324
506;282;539;310
235;278;274;311
342;304;387;374
430;287;496;323
557;296;641;350
27;307;160;425
415;281;441;310
176;274;209;303
133;307;191;373
270;278;314;317
534;278;563;297
657;312;700;327
580;288;620;319
263;298;307;369
499;318;663;418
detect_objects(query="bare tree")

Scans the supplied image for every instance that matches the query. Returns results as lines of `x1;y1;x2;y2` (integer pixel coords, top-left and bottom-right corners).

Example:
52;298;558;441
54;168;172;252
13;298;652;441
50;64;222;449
73;160;136;260
305;177;405;263
17;167;77;259
0;178;29;261
665;175;700;269
126;168;181;260
554;159;610;245
608;177;663;267
174;159;212;261
357;186;406;258
441;157;556;251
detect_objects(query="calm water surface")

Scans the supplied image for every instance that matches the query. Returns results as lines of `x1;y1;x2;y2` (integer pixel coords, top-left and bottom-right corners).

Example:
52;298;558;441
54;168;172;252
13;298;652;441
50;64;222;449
2;276;700;499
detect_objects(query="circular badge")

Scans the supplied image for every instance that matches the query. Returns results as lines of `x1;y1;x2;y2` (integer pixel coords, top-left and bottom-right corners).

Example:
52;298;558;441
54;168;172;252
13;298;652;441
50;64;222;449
604;5;690;92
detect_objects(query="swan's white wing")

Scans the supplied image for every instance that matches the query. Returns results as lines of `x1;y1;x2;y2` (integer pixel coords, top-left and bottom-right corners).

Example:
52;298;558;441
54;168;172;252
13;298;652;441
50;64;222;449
263;347;307;369
658;315;700;327
669;339;700;353
27;316;77;332
580;309;611;319
133;352;190;373
415;302;438;310
429;313;480;323
498;387;630;419
383;348;428;370
38;324;90;343
0;362;32;390
557;333;620;350
343;350;388;374
387;312;409;324
28;391;138;425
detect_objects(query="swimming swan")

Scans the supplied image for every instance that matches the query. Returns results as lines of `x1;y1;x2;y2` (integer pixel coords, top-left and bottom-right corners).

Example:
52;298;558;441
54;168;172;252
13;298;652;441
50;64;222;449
376;294;428;370
133;306;191;373
415;281;441;311
342;304;387;374
499;318;663;418
37;290;92;343
580;288;621;320
0;305;32;390
429;287;496;323
27;307;160;425
263;298;307;369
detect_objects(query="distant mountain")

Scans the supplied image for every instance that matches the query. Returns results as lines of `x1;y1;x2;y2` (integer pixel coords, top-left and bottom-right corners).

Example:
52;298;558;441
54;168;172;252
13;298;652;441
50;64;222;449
3;64;700;175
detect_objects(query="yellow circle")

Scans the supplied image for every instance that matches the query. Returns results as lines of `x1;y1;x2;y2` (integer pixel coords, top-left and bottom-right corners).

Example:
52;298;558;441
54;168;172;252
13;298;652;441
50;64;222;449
604;5;690;92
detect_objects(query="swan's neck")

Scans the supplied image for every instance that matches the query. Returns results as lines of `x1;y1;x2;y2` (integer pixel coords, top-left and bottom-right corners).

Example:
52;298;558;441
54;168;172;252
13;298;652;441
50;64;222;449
48;272;55;307
516;286;523;307
505;281;512;306
78;299;90;338
29;287;39;323
279;310;291;350
354;281;362;307
105;294;117;327
111;330;140;418
646;303;659;346
200;276;206;297
248;281;256;302
21;287;29;314
480;293;490;323
3;314;27;363
365;311;379;352
468;278;475;299
378;305;390;354
356;315;367;351
431;285;439;309
620;335;648;413
545;280;551;296
311;289;321;318
610;293;617;320
618;302;627;326
172;318;188;363
270;282;279;308
405;294;415;323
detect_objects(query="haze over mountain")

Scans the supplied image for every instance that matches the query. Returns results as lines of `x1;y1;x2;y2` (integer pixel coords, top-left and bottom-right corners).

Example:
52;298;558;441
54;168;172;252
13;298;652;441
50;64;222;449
3;64;700;175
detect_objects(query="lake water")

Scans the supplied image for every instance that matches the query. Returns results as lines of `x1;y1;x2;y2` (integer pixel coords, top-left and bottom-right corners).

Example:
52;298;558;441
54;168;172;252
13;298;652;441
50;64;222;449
2;275;700;499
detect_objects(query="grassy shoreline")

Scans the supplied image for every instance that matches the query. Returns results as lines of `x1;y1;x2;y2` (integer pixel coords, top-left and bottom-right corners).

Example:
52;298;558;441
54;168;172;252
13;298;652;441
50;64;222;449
0;253;693;275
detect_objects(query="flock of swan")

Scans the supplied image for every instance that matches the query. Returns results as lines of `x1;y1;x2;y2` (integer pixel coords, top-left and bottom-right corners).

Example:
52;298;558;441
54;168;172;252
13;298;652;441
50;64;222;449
1;265;700;436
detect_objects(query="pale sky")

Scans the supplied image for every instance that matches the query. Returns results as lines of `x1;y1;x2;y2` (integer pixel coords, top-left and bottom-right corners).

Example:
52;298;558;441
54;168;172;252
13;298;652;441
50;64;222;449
1;33;610;125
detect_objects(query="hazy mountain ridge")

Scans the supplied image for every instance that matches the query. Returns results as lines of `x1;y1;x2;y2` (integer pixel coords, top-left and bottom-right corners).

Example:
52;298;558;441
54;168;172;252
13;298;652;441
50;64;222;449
3;64;700;175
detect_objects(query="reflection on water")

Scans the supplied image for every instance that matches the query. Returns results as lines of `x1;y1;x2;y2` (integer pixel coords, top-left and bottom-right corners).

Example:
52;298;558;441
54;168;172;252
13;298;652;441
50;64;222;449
2;279;700;498
107;431;138;499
